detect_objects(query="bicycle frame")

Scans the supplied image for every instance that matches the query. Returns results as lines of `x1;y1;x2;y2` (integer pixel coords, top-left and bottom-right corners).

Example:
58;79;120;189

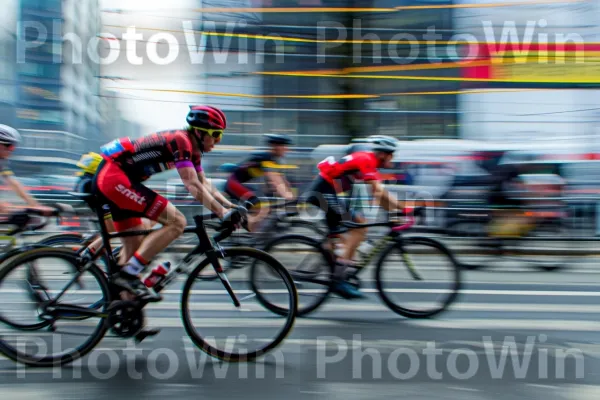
41;206;242;321
327;211;418;270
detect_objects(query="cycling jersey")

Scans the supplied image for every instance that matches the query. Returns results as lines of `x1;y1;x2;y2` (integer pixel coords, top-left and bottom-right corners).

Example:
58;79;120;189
317;151;381;188
100;130;203;182
226;151;294;208
302;151;380;235
231;151;291;183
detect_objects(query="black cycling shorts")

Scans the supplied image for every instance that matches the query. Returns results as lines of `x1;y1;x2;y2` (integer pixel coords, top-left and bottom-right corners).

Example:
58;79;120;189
303;176;362;235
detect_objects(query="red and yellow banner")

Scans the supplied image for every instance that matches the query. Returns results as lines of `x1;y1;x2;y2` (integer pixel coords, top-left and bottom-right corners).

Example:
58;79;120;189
462;43;600;84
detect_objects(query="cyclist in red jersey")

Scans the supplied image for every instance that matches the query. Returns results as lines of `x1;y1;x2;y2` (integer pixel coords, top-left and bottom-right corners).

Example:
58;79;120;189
304;135;404;299
94;105;241;302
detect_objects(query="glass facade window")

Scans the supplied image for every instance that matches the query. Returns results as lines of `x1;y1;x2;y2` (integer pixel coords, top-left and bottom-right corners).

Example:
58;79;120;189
250;0;458;143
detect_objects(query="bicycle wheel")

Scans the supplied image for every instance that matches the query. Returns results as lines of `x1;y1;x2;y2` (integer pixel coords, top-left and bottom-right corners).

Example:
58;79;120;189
255;234;334;317
375;236;462;318
181;247;297;362
36;233;85;248
0;248;111;367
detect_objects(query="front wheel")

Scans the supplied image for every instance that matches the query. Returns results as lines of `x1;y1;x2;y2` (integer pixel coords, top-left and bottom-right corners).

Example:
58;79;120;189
375;236;462;318
181;247;297;362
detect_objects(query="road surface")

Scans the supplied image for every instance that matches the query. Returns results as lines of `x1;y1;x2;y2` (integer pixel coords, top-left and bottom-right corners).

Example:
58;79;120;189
2;255;600;399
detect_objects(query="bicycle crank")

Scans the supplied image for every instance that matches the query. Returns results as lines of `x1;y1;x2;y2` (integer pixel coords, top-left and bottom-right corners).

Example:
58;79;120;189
106;300;145;338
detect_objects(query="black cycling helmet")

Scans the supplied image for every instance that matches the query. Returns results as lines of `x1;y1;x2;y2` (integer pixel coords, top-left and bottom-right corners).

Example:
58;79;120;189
264;133;293;145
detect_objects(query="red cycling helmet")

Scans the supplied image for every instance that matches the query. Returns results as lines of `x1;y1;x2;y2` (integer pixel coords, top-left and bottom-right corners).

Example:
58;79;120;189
186;105;227;130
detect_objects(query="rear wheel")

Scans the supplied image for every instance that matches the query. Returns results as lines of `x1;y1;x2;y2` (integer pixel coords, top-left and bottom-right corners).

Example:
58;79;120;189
255;234;334;317
0;248;110;367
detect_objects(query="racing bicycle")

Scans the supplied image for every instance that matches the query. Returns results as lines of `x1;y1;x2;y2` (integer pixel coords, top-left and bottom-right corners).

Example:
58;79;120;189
251;207;462;318
0;193;298;367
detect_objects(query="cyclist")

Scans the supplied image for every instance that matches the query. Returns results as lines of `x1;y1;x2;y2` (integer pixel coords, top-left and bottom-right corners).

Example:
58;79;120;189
303;135;404;299
93;105;242;301
0;124;55;218
224;134;296;232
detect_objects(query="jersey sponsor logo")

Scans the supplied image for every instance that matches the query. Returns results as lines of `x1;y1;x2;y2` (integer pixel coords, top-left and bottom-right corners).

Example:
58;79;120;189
115;184;146;205
131;150;163;163
148;199;165;218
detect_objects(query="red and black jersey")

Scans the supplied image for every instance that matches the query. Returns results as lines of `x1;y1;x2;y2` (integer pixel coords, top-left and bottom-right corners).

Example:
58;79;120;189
317;151;381;187
100;130;202;181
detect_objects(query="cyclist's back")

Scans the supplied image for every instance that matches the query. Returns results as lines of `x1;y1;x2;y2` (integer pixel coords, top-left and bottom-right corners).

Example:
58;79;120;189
101;130;203;182
318;151;381;187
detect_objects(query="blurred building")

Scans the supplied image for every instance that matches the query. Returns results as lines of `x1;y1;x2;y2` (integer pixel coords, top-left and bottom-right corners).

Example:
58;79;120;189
0;0;18;127
61;0;103;150
10;0;105;174
16;0;64;135
200;0;457;146
258;0;457;145
195;0;264;147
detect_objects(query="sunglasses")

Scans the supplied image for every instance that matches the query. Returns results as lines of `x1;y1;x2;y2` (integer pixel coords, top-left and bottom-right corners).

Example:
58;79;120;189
195;127;223;140
2;144;14;150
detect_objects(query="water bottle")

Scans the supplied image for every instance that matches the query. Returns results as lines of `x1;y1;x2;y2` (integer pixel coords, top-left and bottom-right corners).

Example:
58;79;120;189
144;262;171;288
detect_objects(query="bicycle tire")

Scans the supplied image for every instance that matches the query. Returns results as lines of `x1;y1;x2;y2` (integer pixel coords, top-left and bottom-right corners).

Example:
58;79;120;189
181;247;297;362
256;234;334;317
0;248;111;367
375;236;462;319
36;233;85;248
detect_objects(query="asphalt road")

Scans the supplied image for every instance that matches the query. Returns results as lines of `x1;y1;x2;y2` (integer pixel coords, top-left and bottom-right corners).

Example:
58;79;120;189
3;255;600;399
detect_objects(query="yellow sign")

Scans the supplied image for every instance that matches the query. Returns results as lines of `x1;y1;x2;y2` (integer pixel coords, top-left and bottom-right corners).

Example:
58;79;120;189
492;62;600;83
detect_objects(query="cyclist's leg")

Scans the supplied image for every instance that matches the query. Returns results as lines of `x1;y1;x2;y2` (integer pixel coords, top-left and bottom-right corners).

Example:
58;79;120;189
130;203;186;262
94;161;183;299
341;207;367;262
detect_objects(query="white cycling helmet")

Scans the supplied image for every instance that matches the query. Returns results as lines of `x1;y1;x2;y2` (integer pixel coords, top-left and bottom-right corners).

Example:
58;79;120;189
0;124;21;146
367;135;397;154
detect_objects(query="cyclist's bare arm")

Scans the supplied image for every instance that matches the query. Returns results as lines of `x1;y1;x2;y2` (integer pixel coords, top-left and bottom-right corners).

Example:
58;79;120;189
197;171;235;208
4;175;40;208
369;180;403;211
178;167;228;218
265;172;294;200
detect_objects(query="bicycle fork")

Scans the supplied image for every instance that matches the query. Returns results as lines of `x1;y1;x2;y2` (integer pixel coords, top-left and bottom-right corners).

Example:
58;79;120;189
206;247;242;308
